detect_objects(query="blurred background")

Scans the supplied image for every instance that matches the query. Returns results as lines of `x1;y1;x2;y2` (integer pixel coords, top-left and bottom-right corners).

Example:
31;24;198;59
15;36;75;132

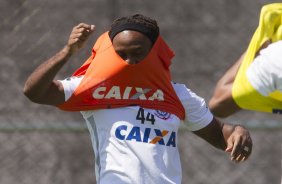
1;0;281;183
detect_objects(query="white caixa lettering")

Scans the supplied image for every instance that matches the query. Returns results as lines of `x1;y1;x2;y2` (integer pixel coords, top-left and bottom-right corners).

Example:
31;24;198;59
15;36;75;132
92;86;164;101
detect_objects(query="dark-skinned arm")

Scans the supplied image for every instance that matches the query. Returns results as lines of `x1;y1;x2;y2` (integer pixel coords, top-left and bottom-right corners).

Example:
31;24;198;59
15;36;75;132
23;23;95;105
209;40;272;118
193;117;252;162
208;54;244;118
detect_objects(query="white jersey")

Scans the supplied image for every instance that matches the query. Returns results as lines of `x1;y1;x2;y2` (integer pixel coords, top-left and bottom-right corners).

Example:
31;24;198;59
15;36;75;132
246;41;282;184
60;77;213;184
247;40;282;96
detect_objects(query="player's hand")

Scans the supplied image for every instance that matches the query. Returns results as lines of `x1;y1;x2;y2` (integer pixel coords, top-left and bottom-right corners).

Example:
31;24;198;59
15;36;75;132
225;125;252;162
66;23;95;55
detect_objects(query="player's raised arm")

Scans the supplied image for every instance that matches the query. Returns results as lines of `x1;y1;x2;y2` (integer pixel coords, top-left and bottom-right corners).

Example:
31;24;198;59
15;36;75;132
209;39;272;118
23;23;95;105
208;54;244;118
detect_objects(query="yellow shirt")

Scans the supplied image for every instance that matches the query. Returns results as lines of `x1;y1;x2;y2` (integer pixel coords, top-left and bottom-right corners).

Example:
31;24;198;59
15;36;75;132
232;3;282;114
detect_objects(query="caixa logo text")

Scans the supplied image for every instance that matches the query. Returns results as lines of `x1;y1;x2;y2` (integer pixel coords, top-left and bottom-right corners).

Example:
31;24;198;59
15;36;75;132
115;125;176;147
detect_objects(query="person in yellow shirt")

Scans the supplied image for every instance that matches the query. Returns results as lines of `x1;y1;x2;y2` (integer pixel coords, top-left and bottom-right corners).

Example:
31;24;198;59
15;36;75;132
209;4;282;183
209;3;282;118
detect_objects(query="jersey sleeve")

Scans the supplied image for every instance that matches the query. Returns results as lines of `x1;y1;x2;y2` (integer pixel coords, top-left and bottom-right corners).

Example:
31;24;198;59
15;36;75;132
172;83;213;131
246;41;282;96
58;76;83;101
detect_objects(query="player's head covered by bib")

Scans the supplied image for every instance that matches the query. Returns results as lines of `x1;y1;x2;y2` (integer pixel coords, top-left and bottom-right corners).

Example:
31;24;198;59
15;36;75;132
23;11;254;184
57;14;186;120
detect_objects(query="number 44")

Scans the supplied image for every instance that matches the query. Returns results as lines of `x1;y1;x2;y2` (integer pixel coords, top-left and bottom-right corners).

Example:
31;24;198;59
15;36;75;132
136;108;155;125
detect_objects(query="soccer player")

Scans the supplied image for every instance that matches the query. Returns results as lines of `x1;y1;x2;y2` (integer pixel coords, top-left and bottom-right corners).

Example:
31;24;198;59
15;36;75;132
208;4;282;184
209;3;282;117
23;14;252;184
